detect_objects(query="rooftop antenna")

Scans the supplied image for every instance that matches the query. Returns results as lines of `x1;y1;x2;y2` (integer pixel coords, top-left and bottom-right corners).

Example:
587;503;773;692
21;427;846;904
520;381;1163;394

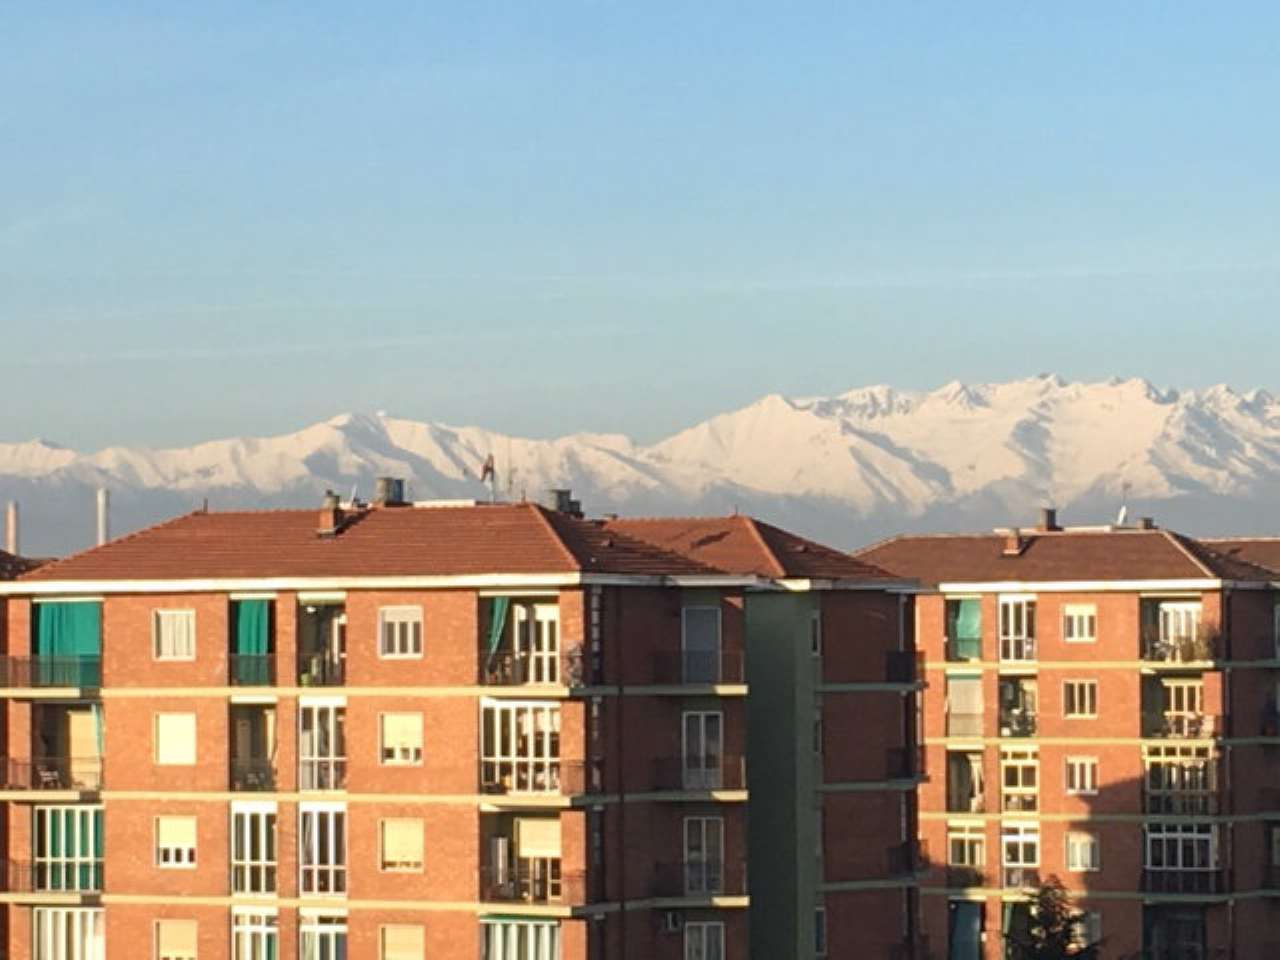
348;483;359;508
1116;481;1131;527
480;453;497;503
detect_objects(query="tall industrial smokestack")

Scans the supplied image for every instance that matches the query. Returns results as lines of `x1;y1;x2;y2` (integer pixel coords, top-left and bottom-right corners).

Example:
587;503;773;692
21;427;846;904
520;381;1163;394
4;501;16;555
96;488;110;546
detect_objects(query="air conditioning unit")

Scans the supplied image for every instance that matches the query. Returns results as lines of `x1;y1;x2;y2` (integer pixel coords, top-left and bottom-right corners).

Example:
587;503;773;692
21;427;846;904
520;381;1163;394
660;911;684;934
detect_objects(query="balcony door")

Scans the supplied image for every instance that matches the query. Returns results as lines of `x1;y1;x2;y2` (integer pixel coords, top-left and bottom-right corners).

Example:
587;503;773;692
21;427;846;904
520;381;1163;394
682;711;723;790
299;702;346;791
514;604;560;684
684;816;724;894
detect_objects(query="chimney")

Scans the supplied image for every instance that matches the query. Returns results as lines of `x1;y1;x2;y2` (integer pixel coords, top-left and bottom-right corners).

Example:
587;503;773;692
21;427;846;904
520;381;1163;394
4;501;16;555
542;488;582;517
96;488;110;546
1002;527;1027;556
1037;507;1059;532
317;490;343;537
1136;516;1156;530
373;477;406;507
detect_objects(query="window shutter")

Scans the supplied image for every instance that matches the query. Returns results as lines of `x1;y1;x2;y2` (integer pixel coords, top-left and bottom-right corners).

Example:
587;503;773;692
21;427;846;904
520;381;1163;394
382;714;421;751
382;925;424;960
157;919;197;956
156;714;197;765
516;818;562;859
382;819;423;866
158;816;197;848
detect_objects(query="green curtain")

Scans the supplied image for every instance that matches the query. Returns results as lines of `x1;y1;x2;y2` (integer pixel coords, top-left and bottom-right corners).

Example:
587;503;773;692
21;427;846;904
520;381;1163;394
34;602;101;686
948;599;982;660
233;600;271;684
485;597;511;671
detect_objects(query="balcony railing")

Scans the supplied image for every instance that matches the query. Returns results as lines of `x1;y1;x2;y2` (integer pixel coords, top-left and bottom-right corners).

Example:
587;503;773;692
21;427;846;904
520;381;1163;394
1141;869;1224;895
1143;791;1218;816
297;655;343;687
230;758;276;791
480;759;590;797
650;651;744;685
946;712;984;738
886;746;926;780
1002;794;1038;813
651;859;747;898
945;865;986;888
885;651;925;684
652;755;747;792
1142;631;1217;663
480;648;586;687
1142;713;1215;739
480;862;586;903
3;757;102;791
230;655;274;686
999;710;1037;737
299;757;347;791
7;858;103;893
1002;867;1041;889
0;656;101;688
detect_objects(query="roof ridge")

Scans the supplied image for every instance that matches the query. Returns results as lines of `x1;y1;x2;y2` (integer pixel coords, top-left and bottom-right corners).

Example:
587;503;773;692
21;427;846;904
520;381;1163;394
739;516;788;578
1160;530;1217;578
525;503;584;571
20;508;202;581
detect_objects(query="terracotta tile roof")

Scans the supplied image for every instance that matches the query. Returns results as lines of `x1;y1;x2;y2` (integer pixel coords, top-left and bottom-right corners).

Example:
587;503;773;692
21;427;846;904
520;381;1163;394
853;528;1249;587
602;516;901;581
1196;538;1280;579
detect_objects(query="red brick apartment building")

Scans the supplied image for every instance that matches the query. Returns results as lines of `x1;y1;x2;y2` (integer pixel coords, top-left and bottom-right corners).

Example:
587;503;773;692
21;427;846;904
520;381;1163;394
859;511;1280;960
0;489;920;960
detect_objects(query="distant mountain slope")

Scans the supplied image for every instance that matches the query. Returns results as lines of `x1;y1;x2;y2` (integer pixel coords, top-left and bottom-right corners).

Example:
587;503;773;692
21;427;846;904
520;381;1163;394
6;375;1280;556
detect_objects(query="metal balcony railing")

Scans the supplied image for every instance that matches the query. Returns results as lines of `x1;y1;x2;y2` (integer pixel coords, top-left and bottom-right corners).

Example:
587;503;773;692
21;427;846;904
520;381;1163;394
651;755;747;792
946;865;986;888
651;859;747;898
230;655;274;686
3;757;102;791
650;650;744;685
1002;866;1041;889
1141;868;1224;895
7;859;103;893
1142;713;1215;739
230;758;276;791
999;710;1037;737
885;651;925;684
479;759;590;796
297;654;343;687
480;862;586;903
0;656;101;688
1143;791;1218;816
1142;631;1217;663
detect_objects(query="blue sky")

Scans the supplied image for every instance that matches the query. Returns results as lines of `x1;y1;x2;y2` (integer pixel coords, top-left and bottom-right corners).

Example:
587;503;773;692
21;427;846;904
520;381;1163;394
3;2;1279;448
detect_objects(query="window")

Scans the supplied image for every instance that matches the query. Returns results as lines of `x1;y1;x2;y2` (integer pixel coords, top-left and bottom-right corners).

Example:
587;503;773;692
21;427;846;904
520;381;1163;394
1143;745;1215;814
1159;679;1206;736
380;713;423;766
299;914;346;960
380;818;424;872
946;597;982;661
381;926;424;960
999;596;1036;661
480;701;562;794
299;804;346;895
947;823;985;868
378;606;423;659
34;907;104;960
1160;602;1202;644
480;920;559;960
810;610;822;657
682;711;724;790
1066;757;1099;795
153;609;196;661
946;675;984;737
34;805;103;892
156;816;197;868
682;606;722;683
685;922;725;960
232;911;277;960
1002;822;1040;886
684;816;724;894
155;713;197;765
1066;832;1100;872
300;702;346;790
1063;680;1098;718
155;920;197;960
231;803;277;894
1072;912;1102;950
509;602;560;684
815;906;827;956
1145;823;1216;871
1062;604;1096;643
1000;748;1038;812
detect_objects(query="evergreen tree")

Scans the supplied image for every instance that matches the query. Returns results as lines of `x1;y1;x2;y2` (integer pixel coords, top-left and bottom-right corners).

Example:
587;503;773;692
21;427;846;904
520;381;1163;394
1004;875;1102;959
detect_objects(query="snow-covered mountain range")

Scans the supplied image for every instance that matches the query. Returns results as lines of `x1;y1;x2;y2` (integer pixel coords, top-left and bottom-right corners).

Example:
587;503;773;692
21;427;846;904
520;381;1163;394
7;375;1280;557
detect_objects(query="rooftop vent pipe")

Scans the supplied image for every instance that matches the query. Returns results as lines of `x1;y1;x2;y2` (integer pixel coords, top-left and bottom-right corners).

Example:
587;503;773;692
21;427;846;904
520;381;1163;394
96;488;110;547
1037;507;1059;532
5;501;16;555
542;488;582;517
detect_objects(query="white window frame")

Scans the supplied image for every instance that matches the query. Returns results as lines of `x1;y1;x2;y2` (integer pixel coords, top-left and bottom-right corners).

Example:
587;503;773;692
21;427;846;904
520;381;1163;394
1063;680;1098;718
154;712;197;766
480;919;560;960
34;907;104;960
299;912;347;960
480;700;562;795
232;910;277;960
947;823;985;868
681;605;723;683
379;712;423;766
1160;678;1206;737
153;609;197;661
1065;831;1100;872
155;815;197;869
1159;601;1202;644
1002;822;1040;868
1143;744;1216;814
683;815;724;894
998;595;1036;662
513;603;561;684
684;921;725;960
155;918;198;960
299;803;347;896
380;817;424;873
682;710;724;790
1061;604;1097;643
1000;748;1038;813
378;606;423;659
1065;756;1099;796
34;805;103;893
1144;822;1216;872
231;801;277;894
299;700;346;790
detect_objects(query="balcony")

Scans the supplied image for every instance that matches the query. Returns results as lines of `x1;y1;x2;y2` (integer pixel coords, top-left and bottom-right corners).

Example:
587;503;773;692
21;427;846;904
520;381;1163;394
650;650;744;685
480;862;586;903
885;651;925;684
230;655;274;686
998;708;1037;738
480;759;588;797
651;859;747;898
945;752;984;812
3;757;102;791
945;865;986;888
886;746;926;780
1141;869;1224;895
1002;866;1041;889
0;656;101;688
1142;712;1215;740
652;755;747;792
481;646;585;687
1141;629;1217;664
7;858;103;893
230;758;276;792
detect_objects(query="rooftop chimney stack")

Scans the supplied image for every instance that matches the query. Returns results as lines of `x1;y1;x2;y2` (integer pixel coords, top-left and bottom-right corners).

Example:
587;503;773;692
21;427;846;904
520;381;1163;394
542;488;582;517
373;477;406;507
1002;527;1027;556
1038;507;1059;532
1136;516;1156;530
318;490;343;537
96;488;110;547
5;501;17;555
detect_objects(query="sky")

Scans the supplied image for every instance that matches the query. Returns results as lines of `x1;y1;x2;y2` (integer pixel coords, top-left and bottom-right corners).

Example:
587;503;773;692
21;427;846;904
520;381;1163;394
3;2;1280;449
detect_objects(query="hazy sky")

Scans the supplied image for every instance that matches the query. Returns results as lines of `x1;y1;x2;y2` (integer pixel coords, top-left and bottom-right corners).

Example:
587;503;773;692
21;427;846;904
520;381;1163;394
4;2;1280;449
